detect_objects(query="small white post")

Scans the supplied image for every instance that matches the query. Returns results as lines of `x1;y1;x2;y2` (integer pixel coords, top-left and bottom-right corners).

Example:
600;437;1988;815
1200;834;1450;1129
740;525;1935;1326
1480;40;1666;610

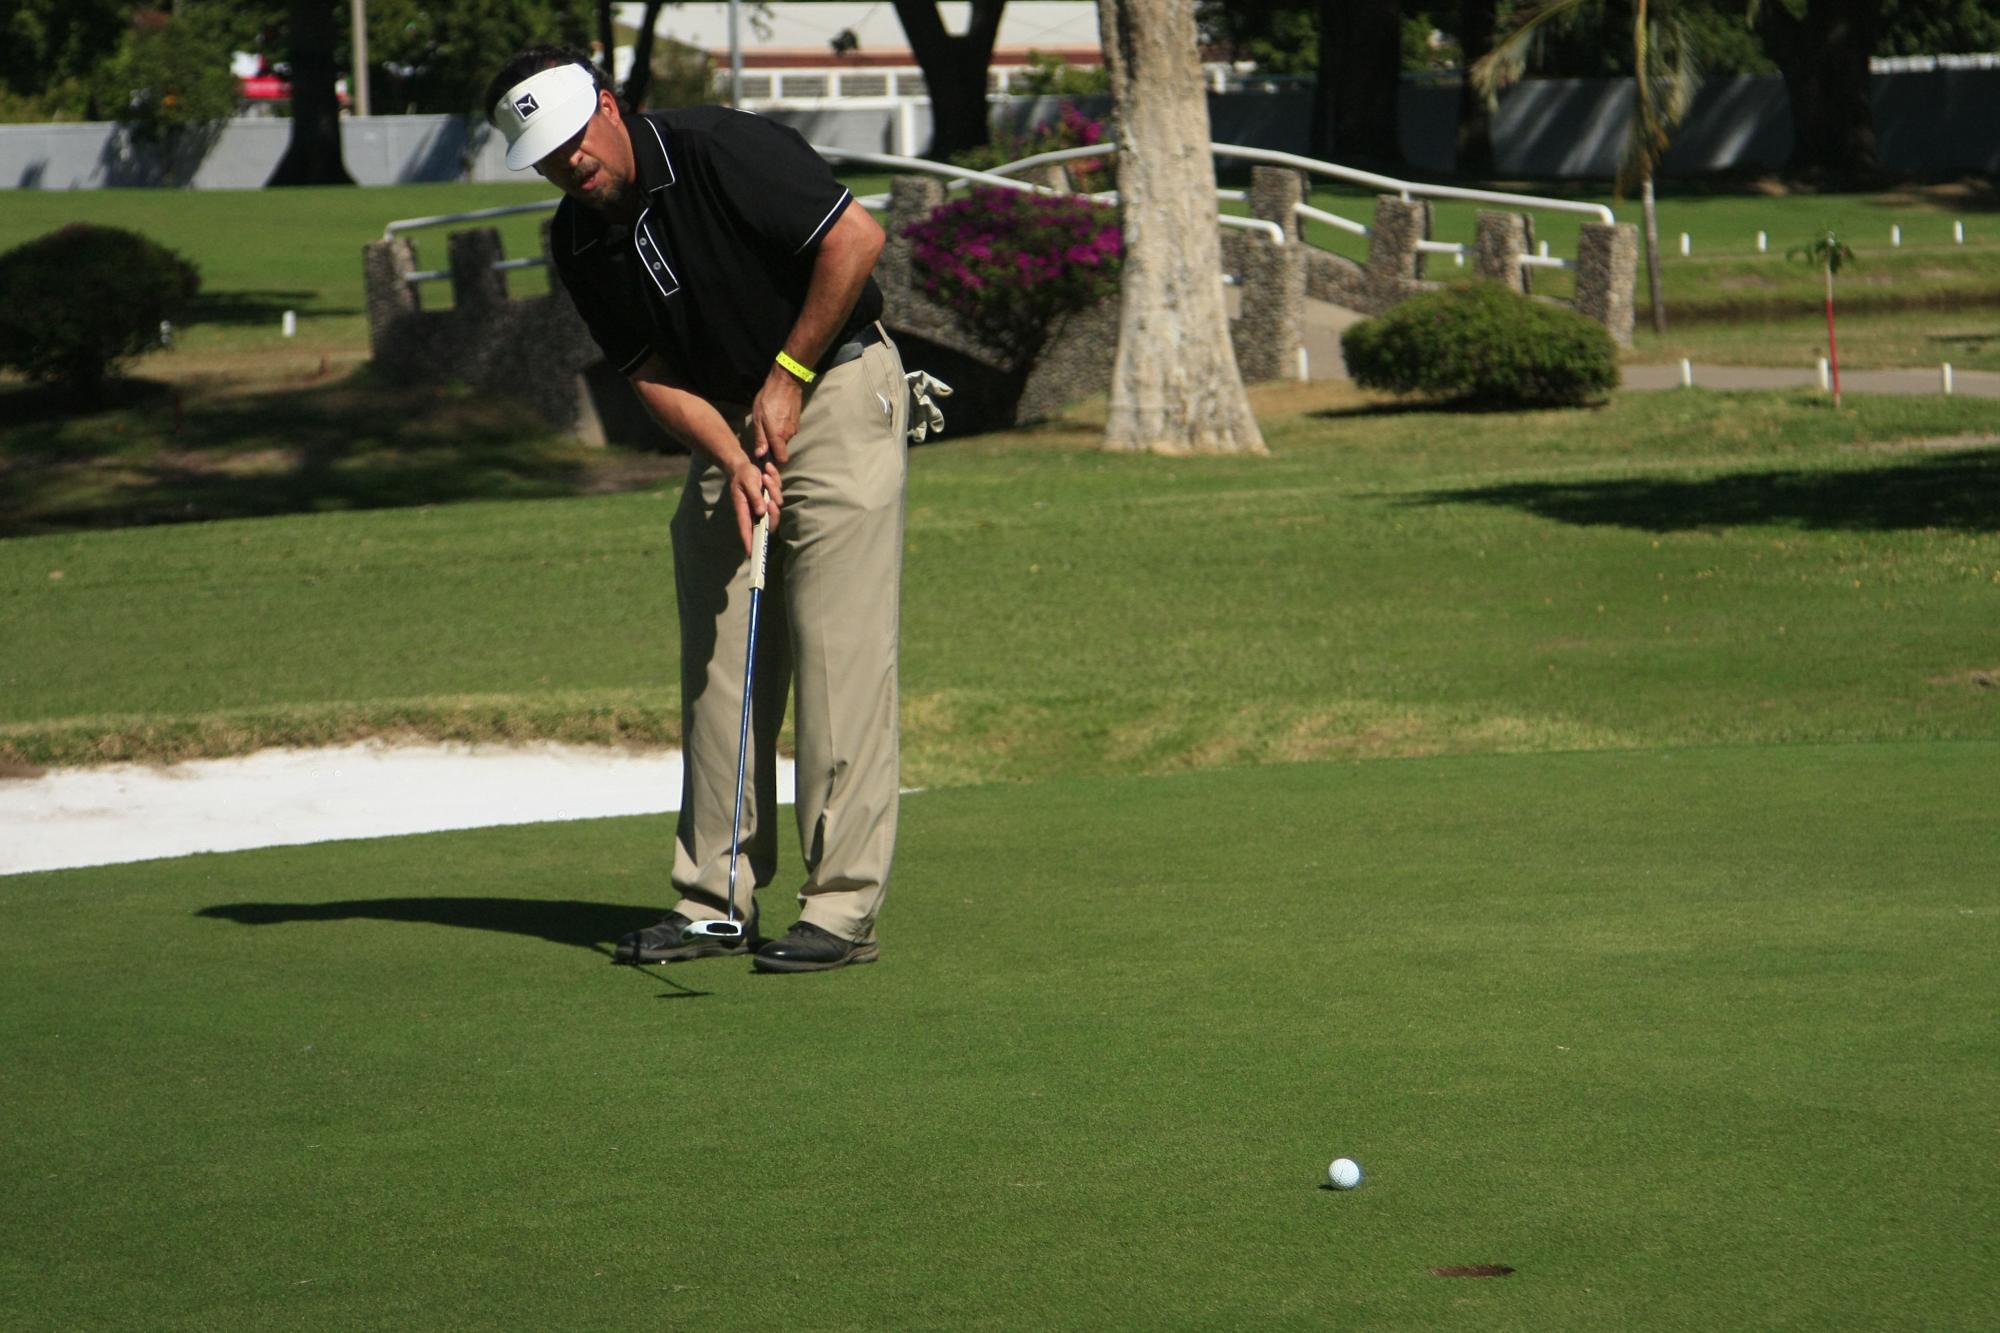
1679;232;1691;257
1538;239;1550;258
1453;251;1465;267
159;320;173;347
1817;357;1830;391
1296;345;1310;382
1955;220;1965;244
282;310;297;337
1891;224;1902;247
1756;230;1767;253
1942;363;1954;396
1679;358;1693;388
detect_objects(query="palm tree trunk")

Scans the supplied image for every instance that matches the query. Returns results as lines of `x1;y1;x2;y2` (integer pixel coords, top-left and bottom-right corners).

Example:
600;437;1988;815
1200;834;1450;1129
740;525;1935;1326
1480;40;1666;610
1642;174;1665;335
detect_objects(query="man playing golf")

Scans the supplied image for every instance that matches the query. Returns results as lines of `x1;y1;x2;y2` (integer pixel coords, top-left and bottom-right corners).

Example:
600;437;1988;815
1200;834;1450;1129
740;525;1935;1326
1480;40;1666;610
485;48;907;972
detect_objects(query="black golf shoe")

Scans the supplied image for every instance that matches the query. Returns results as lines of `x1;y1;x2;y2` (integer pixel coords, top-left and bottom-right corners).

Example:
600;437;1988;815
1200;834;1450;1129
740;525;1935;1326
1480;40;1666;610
613;907;757;964
752;921;880;974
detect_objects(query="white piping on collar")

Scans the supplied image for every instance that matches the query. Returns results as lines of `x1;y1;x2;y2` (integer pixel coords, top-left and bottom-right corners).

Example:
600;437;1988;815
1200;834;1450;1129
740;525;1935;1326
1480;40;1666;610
642;117;677;191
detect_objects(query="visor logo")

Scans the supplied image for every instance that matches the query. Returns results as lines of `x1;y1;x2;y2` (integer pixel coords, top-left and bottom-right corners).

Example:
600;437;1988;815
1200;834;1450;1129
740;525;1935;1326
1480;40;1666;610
514;93;540;119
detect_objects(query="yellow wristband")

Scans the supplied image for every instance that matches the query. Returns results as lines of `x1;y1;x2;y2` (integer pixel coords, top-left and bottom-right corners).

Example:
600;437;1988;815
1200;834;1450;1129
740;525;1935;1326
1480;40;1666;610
775;350;815;384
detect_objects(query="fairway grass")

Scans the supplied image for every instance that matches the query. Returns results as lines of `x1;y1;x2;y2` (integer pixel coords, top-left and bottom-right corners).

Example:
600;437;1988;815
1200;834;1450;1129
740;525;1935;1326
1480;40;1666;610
6;385;1997;773
3;742;1995;1329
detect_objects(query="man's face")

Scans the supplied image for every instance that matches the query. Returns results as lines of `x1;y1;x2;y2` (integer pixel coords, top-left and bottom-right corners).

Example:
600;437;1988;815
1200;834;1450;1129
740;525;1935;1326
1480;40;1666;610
534;90;637;213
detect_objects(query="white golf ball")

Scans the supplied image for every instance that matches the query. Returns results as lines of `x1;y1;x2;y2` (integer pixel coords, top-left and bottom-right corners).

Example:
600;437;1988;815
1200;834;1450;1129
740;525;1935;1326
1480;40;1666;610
1328;1157;1362;1190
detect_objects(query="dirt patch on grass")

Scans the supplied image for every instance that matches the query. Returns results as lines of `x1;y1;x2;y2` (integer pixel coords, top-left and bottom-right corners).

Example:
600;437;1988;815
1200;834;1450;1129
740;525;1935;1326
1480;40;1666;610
1927;666;2000;689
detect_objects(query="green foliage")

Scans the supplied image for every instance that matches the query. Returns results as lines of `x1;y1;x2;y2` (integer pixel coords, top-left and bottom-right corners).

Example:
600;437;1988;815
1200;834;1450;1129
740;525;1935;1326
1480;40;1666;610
1007;49;1110;96
1196;1;1318;76
92;12;242;143
643;36;714;109
1789;228;1856;276
0;0;126;117
0;224;199;394
1342;281;1618;407
343;0;595;113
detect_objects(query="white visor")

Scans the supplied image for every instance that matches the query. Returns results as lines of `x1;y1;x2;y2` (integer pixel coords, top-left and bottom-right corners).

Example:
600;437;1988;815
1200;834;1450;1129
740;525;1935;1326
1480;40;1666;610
495;63;601;171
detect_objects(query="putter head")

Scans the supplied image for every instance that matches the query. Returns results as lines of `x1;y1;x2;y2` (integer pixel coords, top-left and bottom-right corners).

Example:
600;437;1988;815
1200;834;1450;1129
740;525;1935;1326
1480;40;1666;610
678;918;746;944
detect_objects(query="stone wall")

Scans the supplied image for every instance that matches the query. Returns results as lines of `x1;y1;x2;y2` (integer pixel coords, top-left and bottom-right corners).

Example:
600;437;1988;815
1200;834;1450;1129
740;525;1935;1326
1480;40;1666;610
361;170;1637;442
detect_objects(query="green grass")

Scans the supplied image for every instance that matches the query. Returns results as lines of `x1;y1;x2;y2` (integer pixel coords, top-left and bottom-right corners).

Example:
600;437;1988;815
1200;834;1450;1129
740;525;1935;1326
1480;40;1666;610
3;742;1995;1328
5;384;1997;772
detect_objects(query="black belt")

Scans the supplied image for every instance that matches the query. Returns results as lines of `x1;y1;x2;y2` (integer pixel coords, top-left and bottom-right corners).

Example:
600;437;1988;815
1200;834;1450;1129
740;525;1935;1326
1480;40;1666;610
819;323;884;375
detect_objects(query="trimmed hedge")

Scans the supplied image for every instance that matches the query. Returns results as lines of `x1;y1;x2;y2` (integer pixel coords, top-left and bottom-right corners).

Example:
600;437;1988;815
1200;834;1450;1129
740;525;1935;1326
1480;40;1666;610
0;224;200;394
1341;281;1618;408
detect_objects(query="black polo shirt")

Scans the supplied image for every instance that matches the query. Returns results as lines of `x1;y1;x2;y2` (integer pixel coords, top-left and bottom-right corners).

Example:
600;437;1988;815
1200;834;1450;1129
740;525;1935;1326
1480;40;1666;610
550;107;883;404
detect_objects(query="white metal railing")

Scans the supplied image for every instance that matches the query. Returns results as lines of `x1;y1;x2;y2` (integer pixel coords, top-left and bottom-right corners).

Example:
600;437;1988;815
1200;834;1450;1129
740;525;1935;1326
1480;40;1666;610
381;136;1600;287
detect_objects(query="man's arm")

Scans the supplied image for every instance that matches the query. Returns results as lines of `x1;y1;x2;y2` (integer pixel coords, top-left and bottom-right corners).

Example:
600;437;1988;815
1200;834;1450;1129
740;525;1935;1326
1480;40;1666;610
630;360;782;556
750;200;887;466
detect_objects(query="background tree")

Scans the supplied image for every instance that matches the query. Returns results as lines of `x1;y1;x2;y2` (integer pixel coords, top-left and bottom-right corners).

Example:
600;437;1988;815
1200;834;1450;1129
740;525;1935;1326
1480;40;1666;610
366;1;592;114
268;0;353;185
1096;0;1263;455
1477;0;1699;334
1753;0;1879;180
1454;0;1498;174
0;0;129;121
892;0;1006;160
1313;0;1404;166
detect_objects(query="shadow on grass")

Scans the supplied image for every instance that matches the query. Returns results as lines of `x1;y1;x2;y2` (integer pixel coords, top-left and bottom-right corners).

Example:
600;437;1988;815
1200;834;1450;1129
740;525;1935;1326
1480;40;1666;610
1408;447;2000;534
197;897;715;995
0;366;685;536
186;290;358;328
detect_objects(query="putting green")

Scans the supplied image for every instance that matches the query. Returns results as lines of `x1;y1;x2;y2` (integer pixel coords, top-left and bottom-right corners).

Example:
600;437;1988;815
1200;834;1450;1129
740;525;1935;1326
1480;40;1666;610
3;741;1994;1329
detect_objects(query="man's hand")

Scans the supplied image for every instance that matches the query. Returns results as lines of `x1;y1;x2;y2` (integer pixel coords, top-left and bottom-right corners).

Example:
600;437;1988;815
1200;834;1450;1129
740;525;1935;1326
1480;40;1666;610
728;456;783;557
750;367;805;467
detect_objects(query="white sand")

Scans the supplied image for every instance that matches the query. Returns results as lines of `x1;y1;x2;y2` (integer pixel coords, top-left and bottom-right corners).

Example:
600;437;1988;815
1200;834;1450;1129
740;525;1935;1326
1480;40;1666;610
0;742;795;877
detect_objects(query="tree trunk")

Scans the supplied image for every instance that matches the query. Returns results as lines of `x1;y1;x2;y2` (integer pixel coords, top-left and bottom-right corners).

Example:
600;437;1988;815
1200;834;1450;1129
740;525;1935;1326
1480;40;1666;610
1454;0;1497;176
623;0;667;110
595;0;615;73
267;0;354;186
1097;0;1263;456
1312;0;1403;166
1758;0;1880;180
1642;174;1665;335
893;0;1006;160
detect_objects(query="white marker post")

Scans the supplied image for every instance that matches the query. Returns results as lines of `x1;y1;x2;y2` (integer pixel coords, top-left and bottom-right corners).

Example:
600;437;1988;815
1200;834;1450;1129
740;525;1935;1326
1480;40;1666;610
1955;220;1965;244
1942;363;1954;397
1680;232;1691;257
282;310;298;337
1817;357;1830;391
1679;358;1693;388
1891;224;1902;247
1297;346;1309;382
1757;230;1768;253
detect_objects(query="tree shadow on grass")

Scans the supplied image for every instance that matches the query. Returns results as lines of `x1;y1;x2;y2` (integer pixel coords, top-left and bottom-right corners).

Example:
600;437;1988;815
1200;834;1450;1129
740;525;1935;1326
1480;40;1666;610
0;366;686;536
186;290;360;329
198;897;713;995
1406;447;2000;534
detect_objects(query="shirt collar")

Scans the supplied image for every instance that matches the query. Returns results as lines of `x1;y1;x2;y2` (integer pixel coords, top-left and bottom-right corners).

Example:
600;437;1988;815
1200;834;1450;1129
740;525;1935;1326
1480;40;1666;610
565;112;678;255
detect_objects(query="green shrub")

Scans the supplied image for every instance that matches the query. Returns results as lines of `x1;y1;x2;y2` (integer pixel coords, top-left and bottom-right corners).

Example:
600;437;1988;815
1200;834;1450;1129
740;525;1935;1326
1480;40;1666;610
0;224;200;394
1341;282;1618;408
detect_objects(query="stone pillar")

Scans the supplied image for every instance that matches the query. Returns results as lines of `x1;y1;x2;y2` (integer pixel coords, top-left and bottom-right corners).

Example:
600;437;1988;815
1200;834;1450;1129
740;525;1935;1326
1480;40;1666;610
448;227;508;317
1475;211;1529;293
1249;165;1305;243
880;175;947;303
1574;221;1639;346
361;235;420;357
1366;196;1429;306
1232;234;1304;383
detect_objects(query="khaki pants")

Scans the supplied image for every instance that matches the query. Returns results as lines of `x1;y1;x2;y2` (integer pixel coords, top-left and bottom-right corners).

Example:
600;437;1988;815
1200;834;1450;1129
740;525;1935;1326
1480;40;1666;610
668;336;908;941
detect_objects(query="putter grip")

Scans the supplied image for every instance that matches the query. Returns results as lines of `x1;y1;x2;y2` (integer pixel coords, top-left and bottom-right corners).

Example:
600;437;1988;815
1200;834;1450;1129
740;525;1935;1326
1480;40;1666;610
748;512;771;592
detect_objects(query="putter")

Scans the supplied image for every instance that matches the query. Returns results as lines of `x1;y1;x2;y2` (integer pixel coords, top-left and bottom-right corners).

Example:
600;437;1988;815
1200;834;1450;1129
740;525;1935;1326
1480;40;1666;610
679;509;770;946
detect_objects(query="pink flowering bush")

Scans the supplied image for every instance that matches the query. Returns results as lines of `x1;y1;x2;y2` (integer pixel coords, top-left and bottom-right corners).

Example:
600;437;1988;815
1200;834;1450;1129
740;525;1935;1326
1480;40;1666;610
904;186;1122;411
953;103;1114;192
